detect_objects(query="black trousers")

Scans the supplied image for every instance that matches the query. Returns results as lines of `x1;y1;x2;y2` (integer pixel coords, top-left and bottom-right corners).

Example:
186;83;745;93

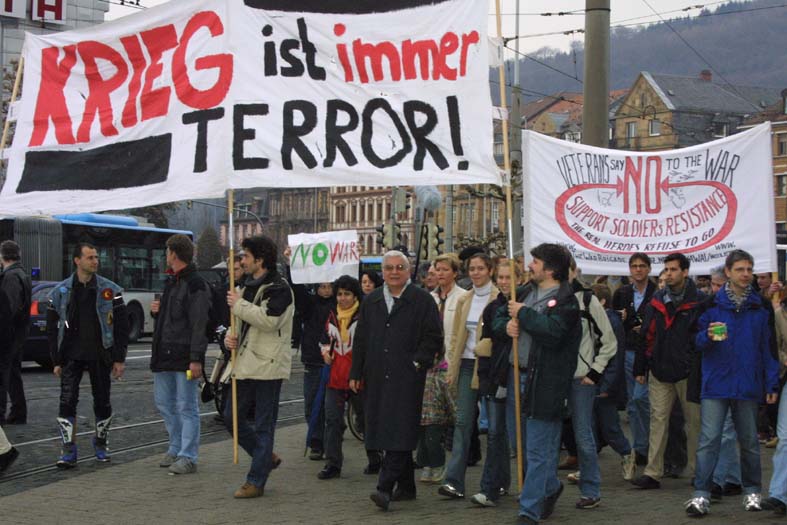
0;339;26;419
59;359;112;421
377;450;416;495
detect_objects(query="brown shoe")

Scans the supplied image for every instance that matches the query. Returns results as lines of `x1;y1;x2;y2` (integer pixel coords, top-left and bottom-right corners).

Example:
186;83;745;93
558;455;578;470
234;482;264;499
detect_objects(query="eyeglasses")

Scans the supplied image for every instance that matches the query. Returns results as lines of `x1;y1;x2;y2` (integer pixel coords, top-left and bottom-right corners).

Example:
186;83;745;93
383;264;406;272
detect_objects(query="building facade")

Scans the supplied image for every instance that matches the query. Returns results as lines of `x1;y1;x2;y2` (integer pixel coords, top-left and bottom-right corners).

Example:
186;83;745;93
613;70;781;151
740;89;787;244
328;186;416;256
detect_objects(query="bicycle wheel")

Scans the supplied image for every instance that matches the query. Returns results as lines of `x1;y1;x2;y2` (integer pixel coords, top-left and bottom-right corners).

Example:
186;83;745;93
346;394;364;442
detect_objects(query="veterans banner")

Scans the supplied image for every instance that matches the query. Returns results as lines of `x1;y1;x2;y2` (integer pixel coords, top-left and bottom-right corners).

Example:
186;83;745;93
0;0;498;215
288;230;359;285
523;123;776;275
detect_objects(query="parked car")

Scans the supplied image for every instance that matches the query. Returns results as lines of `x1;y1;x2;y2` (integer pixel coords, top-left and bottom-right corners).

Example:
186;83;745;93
22;281;57;368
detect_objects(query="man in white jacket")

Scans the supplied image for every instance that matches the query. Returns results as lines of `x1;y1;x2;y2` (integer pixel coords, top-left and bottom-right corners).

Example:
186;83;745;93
224;236;294;499
566;260;619;510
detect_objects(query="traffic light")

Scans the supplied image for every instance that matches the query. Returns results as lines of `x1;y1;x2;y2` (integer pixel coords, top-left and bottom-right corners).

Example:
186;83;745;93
426;223;444;259
375;224;386;248
419;224;430;260
392;188;407;214
392;222;402;245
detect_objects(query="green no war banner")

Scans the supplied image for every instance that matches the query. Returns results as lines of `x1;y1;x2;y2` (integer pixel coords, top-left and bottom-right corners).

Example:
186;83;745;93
288;230;360;284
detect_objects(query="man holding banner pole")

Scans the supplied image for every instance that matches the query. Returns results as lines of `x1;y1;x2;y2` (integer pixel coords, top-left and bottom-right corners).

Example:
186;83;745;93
496;244;581;524
223;235;294;499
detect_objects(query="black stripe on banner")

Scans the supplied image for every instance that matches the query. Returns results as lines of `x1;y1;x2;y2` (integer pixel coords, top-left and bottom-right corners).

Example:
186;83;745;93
243;0;452;15
17;134;172;193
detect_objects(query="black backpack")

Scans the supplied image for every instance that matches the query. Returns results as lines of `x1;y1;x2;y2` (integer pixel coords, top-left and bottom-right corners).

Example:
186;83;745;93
204;278;230;342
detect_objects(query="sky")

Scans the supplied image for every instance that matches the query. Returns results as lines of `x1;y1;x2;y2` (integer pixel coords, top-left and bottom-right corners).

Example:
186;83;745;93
106;0;749;56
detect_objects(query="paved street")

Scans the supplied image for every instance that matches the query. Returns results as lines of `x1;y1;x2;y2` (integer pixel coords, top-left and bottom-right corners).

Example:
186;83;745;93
0;340;306;495
0;341;784;524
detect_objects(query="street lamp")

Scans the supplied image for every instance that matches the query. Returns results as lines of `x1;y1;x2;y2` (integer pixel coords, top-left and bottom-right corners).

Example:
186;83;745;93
187;199;265;231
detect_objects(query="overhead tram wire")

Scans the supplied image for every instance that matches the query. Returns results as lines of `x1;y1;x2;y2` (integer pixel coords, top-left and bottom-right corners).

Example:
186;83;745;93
639;0;756;108
98;0;147;10
489;78;712;139
506;2;787;40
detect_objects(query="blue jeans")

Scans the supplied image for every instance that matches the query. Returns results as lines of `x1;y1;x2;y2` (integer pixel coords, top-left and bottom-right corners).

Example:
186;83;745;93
594;395;632;456
303;364;325;450
769;383;787;504
153;371;200;462
479;397;489;431
506;368;528;481
479;395;510;500
625;350;650;456
224;379;282;488
570;378;601;499
518;417;562;520
445;359;478;493
712;410;741;487
694;398;761;499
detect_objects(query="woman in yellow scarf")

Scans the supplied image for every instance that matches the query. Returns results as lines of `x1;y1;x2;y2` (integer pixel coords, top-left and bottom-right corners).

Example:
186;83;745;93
317;275;380;479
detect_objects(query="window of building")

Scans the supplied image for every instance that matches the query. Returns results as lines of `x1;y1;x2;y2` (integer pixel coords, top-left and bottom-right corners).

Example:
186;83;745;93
351;203;357;222
648;120;661;136
626;121;637;139
713;122;728;138
359;204;366;222
491;202;500;233
778;136;787;156
377;202;383;220
777;175;787;197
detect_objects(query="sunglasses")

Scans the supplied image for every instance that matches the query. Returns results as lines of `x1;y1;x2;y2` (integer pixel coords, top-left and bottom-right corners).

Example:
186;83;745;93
383;264;406;272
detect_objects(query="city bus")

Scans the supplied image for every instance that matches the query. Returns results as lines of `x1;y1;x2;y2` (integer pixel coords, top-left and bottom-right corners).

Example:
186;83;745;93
0;213;193;344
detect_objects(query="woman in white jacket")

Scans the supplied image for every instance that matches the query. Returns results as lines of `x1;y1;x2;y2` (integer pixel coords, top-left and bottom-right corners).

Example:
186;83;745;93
416;253;468;483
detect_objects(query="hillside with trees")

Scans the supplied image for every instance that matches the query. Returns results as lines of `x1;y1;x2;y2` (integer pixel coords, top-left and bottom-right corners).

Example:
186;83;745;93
494;0;787;102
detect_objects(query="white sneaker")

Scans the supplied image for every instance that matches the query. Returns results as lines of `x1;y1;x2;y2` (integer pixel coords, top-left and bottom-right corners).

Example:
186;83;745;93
567;471;580;484
429;465;445;483
622;450;637;481
743;493;763;512
685;496;710;516
419;466;433;483
470;493;496;507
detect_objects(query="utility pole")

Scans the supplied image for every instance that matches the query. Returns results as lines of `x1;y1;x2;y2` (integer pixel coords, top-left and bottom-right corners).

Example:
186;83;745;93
445;186;454;253
582;0;611;147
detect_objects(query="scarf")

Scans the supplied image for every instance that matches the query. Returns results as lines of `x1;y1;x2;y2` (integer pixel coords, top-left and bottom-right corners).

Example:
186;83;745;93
667;283;686;306
337;300;359;343
724;281;752;309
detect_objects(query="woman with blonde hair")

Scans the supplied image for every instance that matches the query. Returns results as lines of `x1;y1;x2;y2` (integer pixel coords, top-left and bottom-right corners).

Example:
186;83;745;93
417;253;468;484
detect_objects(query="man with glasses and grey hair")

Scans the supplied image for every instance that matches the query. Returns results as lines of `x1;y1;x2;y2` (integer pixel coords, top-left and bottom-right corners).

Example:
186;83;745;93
350;250;443;512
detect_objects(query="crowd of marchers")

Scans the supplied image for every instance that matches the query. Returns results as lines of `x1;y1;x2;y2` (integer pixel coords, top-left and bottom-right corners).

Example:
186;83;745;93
1;234;787;525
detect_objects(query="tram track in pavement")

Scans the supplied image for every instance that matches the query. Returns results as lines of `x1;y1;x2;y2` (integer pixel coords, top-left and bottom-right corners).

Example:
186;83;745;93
0;400;305;484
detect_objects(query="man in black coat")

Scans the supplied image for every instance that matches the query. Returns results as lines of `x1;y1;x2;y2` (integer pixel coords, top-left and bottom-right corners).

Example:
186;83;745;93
350;250;443;511
0;241;32;425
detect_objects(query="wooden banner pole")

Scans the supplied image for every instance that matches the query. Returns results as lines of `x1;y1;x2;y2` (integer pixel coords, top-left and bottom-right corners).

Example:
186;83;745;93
495;0;523;492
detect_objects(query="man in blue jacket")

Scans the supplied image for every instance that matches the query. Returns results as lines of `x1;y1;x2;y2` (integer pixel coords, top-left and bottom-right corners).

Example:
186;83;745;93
47;243;128;467
685;249;780;517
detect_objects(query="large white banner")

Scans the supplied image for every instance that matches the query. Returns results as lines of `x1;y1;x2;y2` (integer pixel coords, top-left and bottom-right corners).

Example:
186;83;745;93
0;0;498;215
288;230;359;285
523;123;776;275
